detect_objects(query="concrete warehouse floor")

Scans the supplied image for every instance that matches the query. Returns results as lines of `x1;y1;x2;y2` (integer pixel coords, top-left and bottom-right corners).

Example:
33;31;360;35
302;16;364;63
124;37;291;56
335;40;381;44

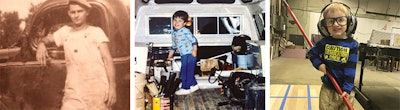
271;57;400;110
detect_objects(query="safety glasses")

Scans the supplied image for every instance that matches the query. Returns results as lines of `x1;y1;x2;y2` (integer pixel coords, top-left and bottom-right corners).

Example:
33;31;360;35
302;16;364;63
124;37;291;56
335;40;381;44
324;16;347;26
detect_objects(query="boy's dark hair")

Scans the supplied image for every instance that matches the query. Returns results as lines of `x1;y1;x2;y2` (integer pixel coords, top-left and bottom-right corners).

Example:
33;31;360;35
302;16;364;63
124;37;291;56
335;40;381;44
173;10;189;22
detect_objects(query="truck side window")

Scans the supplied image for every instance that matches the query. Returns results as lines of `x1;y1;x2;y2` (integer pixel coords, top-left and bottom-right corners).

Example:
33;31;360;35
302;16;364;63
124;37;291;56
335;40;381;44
27;6;108;60
197;17;217;34
197;0;235;3
149;17;172;34
29;7;70;54
253;13;265;40
219;16;240;34
155;0;193;4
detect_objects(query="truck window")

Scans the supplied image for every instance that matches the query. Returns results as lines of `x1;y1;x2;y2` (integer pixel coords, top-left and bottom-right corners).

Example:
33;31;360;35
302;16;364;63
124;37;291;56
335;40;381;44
29;7;71;58
197;0;235;4
197;17;217;34
27;5;108;60
253;13;265;40
149;17;194;35
197;16;241;35
155;0;193;4
149;17;172;34
149;16;240;35
219;16;240;34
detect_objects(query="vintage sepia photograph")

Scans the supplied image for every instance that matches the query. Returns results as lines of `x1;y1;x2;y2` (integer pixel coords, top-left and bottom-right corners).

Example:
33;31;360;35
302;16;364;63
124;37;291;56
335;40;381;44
134;0;266;109
0;0;130;109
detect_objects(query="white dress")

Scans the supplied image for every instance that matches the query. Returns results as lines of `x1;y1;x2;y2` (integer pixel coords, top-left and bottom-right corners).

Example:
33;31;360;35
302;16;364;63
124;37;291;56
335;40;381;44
53;25;110;110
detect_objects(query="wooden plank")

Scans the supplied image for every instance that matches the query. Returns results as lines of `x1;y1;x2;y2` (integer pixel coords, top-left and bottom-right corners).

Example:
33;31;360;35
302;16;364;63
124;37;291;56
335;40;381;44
288;85;307;97
270;84;322;110
173;88;243;110
309;85;321;97
270;98;283;110
284;98;309;110
311;98;319;110
270;84;289;96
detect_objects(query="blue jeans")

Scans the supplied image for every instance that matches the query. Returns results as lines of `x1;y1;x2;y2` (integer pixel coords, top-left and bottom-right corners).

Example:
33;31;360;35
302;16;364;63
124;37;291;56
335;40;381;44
180;54;197;89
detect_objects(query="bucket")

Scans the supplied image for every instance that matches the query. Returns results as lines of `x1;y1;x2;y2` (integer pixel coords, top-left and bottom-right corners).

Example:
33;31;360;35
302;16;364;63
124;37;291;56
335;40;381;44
237;54;254;69
160;97;170;110
152;97;170;110
172;58;181;72
152;97;161;110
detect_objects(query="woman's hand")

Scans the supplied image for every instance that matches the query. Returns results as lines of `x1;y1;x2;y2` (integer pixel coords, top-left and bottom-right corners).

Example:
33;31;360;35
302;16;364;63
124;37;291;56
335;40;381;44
99;43;117;108
36;43;49;66
106;84;117;108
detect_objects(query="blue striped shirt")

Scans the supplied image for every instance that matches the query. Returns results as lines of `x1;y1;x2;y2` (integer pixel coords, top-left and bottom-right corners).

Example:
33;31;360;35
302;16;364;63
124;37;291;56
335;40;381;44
308;36;359;93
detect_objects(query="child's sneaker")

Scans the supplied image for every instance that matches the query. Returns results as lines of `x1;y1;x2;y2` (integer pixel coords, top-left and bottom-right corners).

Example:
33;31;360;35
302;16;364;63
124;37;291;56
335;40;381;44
190;84;200;92
175;89;191;95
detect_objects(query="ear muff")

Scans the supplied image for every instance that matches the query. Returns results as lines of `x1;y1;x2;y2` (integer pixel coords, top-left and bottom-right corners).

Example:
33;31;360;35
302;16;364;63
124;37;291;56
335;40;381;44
317;19;330;37
346;15;357;35
317;2;358;37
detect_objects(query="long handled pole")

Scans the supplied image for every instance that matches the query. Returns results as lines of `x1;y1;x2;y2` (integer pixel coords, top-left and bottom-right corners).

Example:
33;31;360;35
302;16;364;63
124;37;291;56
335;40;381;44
281;0;353;110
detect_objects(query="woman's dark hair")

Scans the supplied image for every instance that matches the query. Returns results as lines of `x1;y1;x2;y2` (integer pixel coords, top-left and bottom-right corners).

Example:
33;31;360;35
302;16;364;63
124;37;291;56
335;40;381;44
69;1;91;10
173;10;188;22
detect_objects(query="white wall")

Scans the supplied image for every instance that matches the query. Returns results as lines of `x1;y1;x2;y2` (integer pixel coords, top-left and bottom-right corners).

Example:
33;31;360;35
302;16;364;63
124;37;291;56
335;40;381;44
308;12;320;39
307;12;400;44
354;18;387;43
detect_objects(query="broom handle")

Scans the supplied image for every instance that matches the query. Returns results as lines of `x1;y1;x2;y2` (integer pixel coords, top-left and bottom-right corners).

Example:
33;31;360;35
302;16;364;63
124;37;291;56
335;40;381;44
282;0;353;109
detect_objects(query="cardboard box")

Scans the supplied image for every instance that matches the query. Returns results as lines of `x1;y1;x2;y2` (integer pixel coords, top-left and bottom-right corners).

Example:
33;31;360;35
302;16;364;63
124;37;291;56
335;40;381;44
286;45;295;49
381;39;390;45
286;45;303;49
294;45;303;49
